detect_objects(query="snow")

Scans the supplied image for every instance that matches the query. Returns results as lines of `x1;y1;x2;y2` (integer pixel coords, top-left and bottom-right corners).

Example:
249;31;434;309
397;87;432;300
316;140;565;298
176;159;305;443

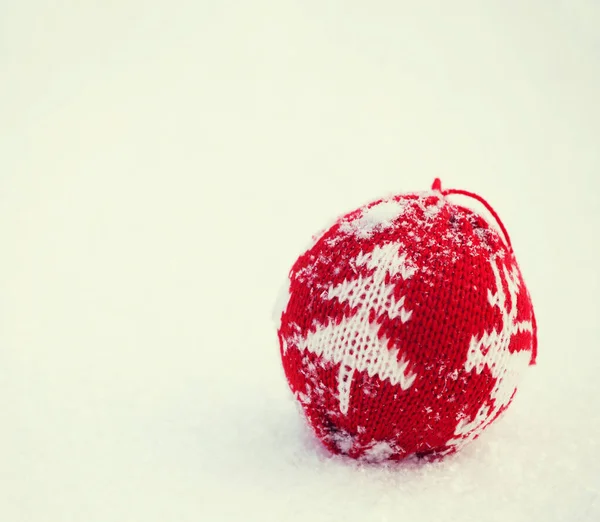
339;199;409;238
1;1;599;521
271;279;291;327
361;441;398;463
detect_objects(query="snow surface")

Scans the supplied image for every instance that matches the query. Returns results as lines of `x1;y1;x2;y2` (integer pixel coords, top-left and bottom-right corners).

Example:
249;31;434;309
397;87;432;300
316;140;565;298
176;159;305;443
1;1;599;521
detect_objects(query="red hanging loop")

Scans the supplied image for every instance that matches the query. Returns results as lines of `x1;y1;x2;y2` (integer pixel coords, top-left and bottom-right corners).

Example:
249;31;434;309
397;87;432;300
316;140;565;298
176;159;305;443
431;178;513;253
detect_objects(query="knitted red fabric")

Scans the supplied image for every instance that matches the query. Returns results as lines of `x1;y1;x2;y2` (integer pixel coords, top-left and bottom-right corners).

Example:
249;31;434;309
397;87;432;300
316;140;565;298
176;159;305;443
274;180;537;462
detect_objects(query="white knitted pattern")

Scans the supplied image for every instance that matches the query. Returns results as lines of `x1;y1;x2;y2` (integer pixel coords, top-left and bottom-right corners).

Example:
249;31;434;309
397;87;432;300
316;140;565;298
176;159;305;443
292;243;417;414
448;255;534;451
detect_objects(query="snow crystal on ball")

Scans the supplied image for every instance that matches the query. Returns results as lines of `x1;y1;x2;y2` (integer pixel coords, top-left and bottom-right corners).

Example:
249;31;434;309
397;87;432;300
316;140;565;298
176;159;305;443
340;199;409;238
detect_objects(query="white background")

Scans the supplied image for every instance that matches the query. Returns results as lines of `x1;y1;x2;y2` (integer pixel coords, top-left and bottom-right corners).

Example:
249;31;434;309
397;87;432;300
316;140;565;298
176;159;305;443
1;1;599;521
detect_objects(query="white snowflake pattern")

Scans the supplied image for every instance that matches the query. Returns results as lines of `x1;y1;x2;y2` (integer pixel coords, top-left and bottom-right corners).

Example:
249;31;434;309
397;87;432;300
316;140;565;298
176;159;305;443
290;243;418;414
447;255;534;451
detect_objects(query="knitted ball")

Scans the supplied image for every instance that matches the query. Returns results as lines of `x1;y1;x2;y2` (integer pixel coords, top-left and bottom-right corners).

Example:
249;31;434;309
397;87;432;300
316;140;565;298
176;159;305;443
274;180;537;462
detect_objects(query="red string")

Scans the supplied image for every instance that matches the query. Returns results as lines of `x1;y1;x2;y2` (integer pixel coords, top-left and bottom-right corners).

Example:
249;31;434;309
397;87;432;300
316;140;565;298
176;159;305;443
431;178;513;253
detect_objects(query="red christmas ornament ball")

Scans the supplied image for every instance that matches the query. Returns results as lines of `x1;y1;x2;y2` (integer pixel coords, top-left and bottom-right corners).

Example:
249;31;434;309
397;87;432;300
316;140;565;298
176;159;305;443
274;180;537;462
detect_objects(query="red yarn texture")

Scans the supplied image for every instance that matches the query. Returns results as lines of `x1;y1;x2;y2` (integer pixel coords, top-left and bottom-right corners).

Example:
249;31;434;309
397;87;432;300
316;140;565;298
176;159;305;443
275;187;537;462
